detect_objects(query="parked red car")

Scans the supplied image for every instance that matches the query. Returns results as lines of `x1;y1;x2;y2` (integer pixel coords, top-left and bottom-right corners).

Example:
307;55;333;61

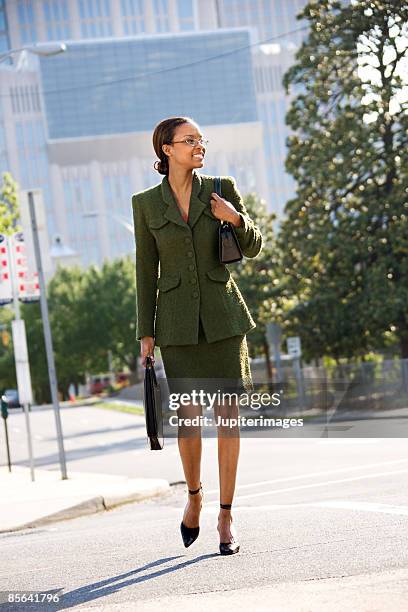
89;376;111;395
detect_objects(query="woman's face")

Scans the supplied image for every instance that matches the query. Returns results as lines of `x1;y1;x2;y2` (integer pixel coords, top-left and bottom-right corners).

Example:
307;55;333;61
163;122;206;172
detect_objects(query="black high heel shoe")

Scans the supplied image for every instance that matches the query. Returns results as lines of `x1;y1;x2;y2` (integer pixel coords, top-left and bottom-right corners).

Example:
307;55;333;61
218;503;240;555
180;483;203;548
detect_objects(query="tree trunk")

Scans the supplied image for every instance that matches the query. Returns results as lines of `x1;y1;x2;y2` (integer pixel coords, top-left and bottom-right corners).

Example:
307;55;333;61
399;333;408;360
263;338;273;383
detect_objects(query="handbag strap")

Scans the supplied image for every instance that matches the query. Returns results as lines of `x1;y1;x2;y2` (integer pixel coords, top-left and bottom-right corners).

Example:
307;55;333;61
214;177;228;226
214;177;222;197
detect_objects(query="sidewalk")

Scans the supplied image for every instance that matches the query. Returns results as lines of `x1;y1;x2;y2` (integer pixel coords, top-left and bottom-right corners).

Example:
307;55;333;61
0;466;169;534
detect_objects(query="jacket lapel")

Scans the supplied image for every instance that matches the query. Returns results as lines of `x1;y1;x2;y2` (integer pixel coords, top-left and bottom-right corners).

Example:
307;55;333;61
161;175;186;228
161;171;214;230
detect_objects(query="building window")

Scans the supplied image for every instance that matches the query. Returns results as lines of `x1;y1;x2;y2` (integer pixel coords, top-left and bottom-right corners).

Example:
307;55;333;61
0;121;8;175
9;85;41;114
154;0;169;33
30;85;41;112
15;120;48;186
14;119;55;234
0;0;10;56
0;33;8;54
43;0;71;40
219;0;307;43
103;167;133;258
176;0;195;31
63;172;100;266
78;0;113;38
17;0;37;44
120;0;145;35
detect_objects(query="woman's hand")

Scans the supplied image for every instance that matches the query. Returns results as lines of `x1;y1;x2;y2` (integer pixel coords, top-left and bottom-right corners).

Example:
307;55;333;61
141;336;155;368
210;193;242;227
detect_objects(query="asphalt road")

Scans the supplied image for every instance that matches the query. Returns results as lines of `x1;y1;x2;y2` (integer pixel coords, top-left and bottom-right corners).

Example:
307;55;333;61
1;405;408;610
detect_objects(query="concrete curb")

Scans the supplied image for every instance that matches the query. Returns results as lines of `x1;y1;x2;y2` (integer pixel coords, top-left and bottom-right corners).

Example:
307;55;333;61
0;468;170;534
2;496;106;533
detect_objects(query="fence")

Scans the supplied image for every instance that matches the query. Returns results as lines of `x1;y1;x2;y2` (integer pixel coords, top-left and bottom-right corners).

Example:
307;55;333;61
250;357;408;414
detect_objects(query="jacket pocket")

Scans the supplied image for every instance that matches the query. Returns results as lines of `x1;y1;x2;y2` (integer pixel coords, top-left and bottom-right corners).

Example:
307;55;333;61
206;265;230;283
157;272;181;292
149;218;170;230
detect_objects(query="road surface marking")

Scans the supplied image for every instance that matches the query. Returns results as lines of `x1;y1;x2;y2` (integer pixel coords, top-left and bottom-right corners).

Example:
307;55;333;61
172;501;408;518
206;468;408;503
312;500;408;517
204;459;408;495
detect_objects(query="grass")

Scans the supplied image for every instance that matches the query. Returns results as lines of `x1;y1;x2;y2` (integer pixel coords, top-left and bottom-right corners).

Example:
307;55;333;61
91;401;144;416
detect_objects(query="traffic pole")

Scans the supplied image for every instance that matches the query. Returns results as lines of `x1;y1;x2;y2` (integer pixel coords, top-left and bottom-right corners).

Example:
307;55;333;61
27;191;67;480
1;399;11;472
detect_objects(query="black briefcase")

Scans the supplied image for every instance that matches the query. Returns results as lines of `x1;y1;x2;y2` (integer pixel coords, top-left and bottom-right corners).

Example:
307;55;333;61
143;356;163;450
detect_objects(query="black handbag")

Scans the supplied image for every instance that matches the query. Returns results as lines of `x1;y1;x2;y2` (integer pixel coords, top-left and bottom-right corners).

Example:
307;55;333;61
214;177;243;264
143;355;163;450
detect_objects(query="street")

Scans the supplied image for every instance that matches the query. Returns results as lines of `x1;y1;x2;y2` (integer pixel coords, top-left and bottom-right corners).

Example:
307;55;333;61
0;405;408;610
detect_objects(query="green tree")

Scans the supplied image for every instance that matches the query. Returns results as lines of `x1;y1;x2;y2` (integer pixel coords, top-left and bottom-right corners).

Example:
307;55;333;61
231;193;280;379
21;257;139;402
280;0;408;360
0;173;21;392
0;172;21;235
80;256;138;379
0;310;15;392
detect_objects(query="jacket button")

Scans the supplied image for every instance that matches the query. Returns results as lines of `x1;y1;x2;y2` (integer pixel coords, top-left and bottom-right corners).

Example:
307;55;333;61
187;251;194;258
188;264;195;271
192;290;199;298
190;278;197;285
184;237;191;244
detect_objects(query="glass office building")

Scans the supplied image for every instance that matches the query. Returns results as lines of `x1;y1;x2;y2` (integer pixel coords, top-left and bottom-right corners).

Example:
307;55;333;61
39;29;256;140
217;0;307;44
38;29;266;267
3;0;312;222
1;0;308;267
0;0;9;54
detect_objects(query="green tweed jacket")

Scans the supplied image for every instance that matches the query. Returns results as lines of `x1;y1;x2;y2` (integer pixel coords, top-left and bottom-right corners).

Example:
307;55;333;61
131;170;263;347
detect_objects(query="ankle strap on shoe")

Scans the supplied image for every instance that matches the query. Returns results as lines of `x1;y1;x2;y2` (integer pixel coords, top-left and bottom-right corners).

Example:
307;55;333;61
188;483;202;495
220;503;232;510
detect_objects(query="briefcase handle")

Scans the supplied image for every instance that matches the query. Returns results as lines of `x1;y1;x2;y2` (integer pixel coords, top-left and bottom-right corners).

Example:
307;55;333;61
145;355;157;384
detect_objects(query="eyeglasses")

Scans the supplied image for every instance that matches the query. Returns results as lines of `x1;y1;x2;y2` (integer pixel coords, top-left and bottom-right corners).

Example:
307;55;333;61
170;137;209;147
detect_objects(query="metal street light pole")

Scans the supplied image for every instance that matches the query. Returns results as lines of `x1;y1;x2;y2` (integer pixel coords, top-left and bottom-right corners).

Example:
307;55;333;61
0;42;66;63
28;191;67;480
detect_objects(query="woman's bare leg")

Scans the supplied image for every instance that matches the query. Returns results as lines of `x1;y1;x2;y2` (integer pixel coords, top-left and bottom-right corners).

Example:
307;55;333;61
177;402;203;527
216;398;240;542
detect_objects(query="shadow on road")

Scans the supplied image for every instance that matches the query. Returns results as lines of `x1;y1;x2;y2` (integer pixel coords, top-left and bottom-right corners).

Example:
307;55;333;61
57;553;219;609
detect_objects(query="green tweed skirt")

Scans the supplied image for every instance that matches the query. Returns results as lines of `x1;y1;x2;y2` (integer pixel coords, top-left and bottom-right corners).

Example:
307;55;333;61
160;315;253;396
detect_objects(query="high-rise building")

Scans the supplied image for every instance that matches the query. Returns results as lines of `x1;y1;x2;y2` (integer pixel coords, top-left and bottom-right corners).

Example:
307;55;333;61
1;0;308;267
42;30;267;266
1;21;267;266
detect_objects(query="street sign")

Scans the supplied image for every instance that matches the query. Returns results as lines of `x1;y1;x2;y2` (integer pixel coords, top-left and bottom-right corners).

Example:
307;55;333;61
0;234;13;305
10;232;40;303
287;336;301;358
12;319;34;405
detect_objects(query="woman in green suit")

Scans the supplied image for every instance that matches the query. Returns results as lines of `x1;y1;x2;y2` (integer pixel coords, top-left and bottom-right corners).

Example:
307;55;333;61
132;116;263;555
